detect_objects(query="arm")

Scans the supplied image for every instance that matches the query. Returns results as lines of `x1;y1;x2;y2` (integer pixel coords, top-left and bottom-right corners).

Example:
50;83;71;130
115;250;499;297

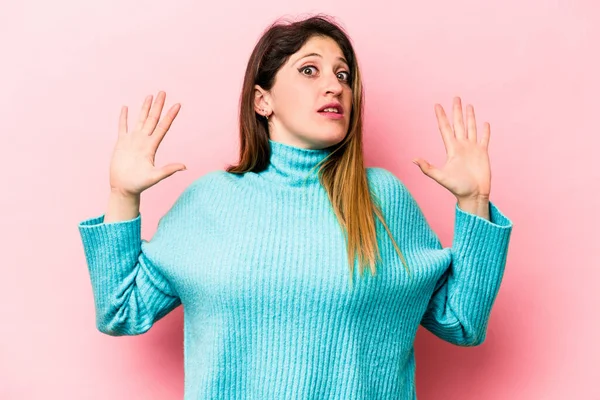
419;200;513;346
78;183;197;336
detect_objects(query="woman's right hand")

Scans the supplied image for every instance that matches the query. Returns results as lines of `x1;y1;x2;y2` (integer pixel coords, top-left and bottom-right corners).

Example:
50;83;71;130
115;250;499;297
109;91;186;197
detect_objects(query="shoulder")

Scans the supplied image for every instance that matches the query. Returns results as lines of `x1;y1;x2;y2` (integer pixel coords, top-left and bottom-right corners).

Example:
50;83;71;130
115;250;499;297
177;169;233;198
186;169;229;189
366;167;412;203
155;169;230;228
366;167;441;245
366;166;399;186
161;169;230;215
365;167;424;222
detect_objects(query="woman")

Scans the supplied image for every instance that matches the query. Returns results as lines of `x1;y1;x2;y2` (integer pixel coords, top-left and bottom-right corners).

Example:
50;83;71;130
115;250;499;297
78;15;513;399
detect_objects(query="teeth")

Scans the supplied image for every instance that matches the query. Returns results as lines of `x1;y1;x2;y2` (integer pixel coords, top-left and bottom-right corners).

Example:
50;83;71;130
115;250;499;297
322;108;339;113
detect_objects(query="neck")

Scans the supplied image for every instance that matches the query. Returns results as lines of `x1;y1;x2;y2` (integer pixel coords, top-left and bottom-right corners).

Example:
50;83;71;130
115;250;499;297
258;139;331;188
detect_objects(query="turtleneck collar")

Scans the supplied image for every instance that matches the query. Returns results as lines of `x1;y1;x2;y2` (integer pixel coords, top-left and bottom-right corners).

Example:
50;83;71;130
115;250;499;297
258;139;332;188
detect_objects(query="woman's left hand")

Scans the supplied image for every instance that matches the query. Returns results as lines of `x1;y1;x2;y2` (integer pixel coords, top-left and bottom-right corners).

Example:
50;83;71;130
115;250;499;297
412;96;491;202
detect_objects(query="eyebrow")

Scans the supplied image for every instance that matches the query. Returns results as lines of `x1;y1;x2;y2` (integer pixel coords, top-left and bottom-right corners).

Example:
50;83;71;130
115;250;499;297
293;52;349;67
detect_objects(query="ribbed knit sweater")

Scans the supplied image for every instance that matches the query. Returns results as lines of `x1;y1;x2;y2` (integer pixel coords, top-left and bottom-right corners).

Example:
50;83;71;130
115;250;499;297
78;139;513;399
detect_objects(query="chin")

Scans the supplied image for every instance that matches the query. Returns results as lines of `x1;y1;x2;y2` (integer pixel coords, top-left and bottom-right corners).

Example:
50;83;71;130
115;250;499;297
292;126;348;149
314;132;346;149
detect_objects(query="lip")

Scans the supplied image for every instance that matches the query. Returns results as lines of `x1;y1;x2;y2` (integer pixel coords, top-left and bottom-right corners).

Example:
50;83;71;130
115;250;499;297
318;111;344;120
317;102;344;115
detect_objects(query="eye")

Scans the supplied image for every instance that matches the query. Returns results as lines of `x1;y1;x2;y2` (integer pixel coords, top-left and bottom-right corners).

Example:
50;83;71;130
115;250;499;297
298;65;351;84
299;65;318;76
337;71;350;82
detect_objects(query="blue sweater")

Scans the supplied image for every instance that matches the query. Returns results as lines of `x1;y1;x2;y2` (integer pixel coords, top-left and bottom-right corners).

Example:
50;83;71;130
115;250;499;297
78;139;513;399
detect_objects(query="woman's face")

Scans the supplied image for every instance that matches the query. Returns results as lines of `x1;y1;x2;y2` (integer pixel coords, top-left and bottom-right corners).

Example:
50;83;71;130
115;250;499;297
255;35;353;150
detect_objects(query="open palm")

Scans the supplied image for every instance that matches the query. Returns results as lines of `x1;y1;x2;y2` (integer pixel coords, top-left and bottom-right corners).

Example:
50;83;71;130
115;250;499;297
413;97;492;201
110;91;186;197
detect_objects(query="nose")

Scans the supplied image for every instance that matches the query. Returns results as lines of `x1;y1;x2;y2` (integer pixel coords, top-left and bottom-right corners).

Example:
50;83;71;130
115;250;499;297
323;71;344;96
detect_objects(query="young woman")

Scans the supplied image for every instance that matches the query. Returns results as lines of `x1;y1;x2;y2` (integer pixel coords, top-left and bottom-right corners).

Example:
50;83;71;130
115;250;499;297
78;15;513;399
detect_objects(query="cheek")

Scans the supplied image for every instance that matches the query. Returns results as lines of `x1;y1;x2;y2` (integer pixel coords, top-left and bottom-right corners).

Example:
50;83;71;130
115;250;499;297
279;86;313;117
344;89;353;117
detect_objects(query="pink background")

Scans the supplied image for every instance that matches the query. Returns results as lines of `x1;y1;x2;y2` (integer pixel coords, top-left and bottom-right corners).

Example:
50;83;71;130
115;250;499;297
2;0;598;398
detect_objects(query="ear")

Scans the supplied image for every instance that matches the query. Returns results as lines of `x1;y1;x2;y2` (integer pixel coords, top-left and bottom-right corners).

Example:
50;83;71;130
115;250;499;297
254;85;271;117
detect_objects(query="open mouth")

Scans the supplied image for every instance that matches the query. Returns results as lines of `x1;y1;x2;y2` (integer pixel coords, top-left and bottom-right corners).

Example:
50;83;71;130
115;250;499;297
317;104;344;119
319;107;342;114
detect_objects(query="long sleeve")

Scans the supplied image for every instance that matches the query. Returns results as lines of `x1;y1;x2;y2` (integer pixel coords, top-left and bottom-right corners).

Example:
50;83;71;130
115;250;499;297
78;183;197;336
419;200;513;346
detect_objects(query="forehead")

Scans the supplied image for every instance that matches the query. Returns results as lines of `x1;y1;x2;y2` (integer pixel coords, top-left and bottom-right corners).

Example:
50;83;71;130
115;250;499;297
290;36;347;64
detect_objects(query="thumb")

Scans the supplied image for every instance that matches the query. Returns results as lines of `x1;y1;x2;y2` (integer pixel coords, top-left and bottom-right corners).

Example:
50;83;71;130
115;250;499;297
154;163;187;182
412;158;443;183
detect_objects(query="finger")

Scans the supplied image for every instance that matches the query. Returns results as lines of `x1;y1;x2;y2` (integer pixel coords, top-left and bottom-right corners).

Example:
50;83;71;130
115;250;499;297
135;95;153;133
412;158;443;183
151;103;181;150
153;163;187;183
479;122;491;149
119;106;128;135
466;104;477;143
434;104;455;154
142;91;166;135
453;97;466;139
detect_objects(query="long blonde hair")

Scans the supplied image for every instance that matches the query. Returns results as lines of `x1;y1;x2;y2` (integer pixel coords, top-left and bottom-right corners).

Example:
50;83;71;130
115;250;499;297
227;15;411;288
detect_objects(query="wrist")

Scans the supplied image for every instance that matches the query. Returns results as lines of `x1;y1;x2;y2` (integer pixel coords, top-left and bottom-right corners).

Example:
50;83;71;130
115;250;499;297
105;189;140;223
110;187;141;200
456;196;490;220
